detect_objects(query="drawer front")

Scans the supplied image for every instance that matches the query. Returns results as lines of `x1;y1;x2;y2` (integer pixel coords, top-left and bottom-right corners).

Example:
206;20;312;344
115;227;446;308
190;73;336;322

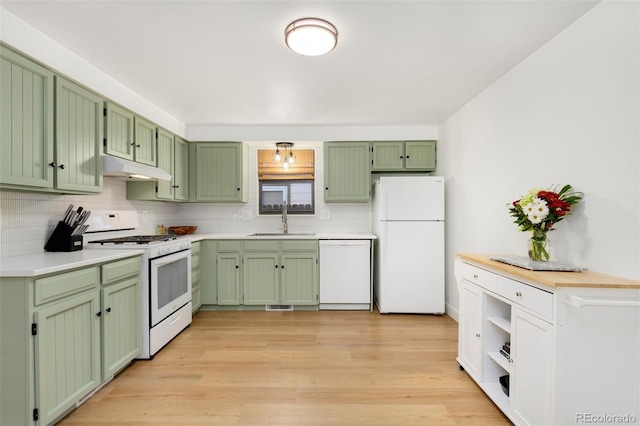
281;240;317;252
496;276;553;320
217;240;241;252
35;267;99;306
101;256;141;285
192;267;201;284
191;241;201;254
243;240;279;252
461;263;497;292
191;253;200;270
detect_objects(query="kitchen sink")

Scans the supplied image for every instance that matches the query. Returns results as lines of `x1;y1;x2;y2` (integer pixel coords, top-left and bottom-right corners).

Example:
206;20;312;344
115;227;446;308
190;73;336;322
249;232;316;237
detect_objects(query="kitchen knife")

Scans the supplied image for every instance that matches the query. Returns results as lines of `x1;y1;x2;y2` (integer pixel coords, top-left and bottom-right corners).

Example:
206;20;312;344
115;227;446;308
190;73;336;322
71;207;84;228
62;204;74;224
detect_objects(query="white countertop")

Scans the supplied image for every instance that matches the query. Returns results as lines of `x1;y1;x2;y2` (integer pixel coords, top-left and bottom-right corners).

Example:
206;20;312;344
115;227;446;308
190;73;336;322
186;233;377;242
0;249;145;277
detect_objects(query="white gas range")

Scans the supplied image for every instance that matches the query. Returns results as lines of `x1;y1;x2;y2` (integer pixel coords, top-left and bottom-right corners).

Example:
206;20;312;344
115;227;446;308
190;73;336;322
84;211;192;359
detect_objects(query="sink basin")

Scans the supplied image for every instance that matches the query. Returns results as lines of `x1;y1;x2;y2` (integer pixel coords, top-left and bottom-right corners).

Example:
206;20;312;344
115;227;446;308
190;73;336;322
249;232;316;237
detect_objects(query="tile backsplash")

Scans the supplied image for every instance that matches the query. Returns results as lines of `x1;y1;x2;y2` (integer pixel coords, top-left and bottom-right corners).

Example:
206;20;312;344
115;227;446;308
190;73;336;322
0;144;372;258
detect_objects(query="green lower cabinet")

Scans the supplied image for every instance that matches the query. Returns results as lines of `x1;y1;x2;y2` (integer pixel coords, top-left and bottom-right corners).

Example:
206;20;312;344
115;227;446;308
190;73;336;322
199;241;218;305
243;252;279;305
101;276;141;378
34;290;102;426
280;253;318;305
191;241;202;313
0;255;142;425
217;253;241;305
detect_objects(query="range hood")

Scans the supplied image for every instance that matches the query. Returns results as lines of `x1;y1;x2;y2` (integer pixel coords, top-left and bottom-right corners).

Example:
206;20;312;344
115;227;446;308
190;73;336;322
102;155;171;181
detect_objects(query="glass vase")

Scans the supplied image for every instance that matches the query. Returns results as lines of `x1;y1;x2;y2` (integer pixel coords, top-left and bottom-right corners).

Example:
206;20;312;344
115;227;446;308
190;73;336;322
528;236;550;262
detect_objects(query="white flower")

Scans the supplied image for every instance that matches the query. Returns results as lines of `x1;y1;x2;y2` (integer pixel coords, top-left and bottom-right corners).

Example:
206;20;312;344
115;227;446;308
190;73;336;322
526;198;549;224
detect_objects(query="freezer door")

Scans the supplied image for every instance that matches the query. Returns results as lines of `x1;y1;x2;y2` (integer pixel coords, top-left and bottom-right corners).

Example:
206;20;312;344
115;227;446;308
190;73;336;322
376;221;444;313
377;176;444;221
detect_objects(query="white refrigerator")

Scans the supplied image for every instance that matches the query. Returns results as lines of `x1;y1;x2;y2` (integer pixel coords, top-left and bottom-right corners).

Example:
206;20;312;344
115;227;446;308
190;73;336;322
372;176;445;314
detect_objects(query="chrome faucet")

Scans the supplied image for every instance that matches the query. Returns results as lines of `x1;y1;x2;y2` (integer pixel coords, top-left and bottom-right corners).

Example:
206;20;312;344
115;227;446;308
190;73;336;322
281;203;288;235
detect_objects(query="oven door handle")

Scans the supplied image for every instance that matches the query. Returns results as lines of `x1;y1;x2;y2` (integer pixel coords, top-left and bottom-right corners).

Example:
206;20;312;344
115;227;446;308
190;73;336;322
151;249;191;268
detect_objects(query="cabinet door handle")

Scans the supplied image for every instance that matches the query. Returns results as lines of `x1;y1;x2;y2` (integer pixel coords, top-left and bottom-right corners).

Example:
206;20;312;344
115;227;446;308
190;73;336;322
516;291;522;297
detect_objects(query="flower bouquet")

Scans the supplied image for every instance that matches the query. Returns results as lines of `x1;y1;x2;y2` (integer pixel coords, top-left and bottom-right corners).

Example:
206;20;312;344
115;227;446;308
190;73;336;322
508;184;583;261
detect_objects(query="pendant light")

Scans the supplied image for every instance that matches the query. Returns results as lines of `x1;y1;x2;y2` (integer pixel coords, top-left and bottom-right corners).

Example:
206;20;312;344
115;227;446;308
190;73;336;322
274;142;295;169
285;18;338;56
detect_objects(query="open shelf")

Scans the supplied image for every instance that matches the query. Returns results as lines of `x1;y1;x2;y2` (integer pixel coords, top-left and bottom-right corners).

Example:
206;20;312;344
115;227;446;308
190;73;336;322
488;350;512;373
488;316;511;334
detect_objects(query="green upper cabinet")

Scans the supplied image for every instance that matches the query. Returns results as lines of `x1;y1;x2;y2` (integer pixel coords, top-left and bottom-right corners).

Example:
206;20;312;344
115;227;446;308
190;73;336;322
126;132;189;202
174;136;189;200
55;76;103;193
104;102;157;166
104;101;134;160
371;140;436;171
189;142;248;202
133;116;157;166
154;127;175;199
323;141;371;202
0;46;54;188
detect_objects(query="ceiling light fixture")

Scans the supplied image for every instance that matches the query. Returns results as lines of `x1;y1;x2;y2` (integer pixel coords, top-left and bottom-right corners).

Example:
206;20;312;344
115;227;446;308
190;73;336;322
274;142;295;169
285;18;338;56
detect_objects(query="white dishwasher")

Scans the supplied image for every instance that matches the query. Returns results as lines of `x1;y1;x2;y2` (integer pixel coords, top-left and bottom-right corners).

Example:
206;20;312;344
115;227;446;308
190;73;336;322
319;240;371;310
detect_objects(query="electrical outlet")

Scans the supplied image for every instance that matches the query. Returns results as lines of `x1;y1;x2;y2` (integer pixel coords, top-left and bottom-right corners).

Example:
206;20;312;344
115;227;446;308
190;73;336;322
319;209;331;220
241;210;252;221
142;210;148;222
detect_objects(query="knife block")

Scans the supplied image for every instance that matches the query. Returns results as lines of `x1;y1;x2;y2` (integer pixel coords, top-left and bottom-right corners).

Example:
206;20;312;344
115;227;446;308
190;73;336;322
44;221;83;252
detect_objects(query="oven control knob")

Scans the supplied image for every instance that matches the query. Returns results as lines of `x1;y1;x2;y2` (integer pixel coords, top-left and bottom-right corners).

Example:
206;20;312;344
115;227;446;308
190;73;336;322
180;242;189;250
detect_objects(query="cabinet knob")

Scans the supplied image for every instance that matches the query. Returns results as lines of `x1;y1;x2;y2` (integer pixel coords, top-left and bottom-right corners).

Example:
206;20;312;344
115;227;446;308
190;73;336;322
325;187;329;190
475;333;480;338
136;144;141;148
237;188;240;191
516;291;522;297
406;155;410;159
235;265;239;269
509;358;514;364
106;307;112;313
281;265;285;269
473;274;478;279
400;155;404;159
48;162;56;168
96;311;102;317
130;142;136;146
58;164;65;170
275;265;278;269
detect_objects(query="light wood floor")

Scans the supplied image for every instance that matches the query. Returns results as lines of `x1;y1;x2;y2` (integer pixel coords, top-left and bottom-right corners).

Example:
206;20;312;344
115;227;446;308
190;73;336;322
59;310;510;425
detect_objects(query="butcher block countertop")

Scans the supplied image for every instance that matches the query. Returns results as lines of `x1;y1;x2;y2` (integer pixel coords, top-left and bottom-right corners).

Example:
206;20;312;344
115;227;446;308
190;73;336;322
457;253;640;289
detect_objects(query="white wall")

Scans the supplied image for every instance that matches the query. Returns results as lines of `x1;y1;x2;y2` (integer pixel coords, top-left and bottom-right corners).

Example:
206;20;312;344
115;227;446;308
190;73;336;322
437;1;640;319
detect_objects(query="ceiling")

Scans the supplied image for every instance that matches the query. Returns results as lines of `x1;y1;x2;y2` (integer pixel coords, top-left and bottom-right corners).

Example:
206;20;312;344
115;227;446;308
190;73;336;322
1;0;599;127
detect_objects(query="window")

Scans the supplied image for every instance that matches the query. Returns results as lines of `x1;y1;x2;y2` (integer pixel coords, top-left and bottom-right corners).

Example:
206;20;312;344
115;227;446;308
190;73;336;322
258;148;315;215
259;180;314;215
